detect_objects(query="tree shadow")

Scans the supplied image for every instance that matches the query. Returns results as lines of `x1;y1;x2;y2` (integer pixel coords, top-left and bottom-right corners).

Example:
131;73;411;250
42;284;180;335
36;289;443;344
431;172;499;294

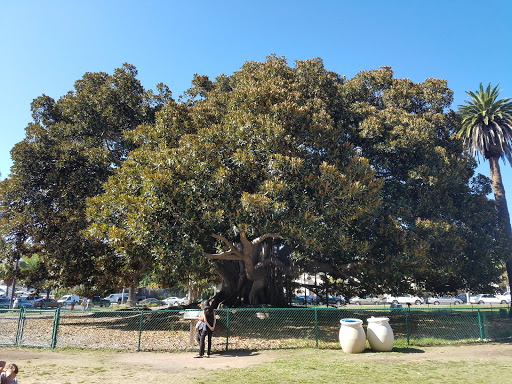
391;347;425;354
216;349;262;357
487;337;512;344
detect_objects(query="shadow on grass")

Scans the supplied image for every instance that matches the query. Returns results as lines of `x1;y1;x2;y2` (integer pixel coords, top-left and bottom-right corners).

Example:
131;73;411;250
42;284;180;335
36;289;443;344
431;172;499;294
217;349;262;357
486;336;512;344
391;347;425;354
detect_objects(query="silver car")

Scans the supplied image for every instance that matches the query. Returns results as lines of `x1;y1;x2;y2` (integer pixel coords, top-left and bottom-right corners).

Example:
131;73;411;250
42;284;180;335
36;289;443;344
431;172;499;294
349;296;384;305
426;296;463;305
164;296;187;306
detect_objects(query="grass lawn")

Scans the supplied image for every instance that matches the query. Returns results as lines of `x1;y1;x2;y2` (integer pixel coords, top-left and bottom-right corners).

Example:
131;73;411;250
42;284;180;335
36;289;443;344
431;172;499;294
3;343;512;384
200;347;512;384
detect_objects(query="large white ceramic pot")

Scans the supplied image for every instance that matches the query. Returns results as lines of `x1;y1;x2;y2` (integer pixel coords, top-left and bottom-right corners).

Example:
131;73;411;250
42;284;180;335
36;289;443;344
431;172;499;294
366;317;394;352
339;318;366;353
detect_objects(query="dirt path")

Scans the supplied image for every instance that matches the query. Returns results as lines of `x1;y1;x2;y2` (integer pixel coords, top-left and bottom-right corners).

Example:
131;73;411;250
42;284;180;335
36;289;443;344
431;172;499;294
1;347;277;383
2;343;512;383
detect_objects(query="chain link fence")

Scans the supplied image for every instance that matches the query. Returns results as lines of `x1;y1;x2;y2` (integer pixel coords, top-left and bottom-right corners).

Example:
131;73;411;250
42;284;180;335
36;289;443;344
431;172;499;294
1;307;511;352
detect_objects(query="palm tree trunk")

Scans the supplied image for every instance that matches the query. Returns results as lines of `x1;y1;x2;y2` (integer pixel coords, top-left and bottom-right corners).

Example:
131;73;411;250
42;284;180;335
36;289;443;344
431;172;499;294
489;157;512;235
489;157;512;310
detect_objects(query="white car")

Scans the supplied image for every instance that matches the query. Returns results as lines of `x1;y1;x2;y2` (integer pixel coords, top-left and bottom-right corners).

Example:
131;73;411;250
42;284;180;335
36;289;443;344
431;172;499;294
104;293;129;303
57;294;80;306
471;294;508;305
164;297;187;306
497;291;511;304
385;294;424;305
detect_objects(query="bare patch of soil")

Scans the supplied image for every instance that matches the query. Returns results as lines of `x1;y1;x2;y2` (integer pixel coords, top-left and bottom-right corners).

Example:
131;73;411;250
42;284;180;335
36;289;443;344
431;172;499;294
1;347;277;384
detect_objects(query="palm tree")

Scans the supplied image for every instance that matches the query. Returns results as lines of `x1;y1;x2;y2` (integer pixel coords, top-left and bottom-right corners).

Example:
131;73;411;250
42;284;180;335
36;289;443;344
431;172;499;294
457;82;512;296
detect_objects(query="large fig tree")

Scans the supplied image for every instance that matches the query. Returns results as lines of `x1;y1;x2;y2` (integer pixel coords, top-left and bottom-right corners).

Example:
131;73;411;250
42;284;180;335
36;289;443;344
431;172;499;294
87;56;382;306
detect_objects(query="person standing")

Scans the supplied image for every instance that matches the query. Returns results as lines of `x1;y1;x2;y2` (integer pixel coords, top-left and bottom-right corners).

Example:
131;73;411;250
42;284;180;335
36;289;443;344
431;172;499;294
81;297;87;311
195;301;216;358
195;301;206;345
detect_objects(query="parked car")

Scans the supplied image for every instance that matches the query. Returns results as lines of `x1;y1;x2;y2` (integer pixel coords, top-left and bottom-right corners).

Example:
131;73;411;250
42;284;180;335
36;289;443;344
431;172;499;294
306;294;344;306
57;294;80;306
140;298;164;307
327;296;345;306
497;291;511;304
33;298;62;309
293;295;314;305
91;296;111;307
306;295;320;305
291;295;306;305
455;293;475;303
426;296;463;305
292;294;343;306
470;294;507;305
315;295;343;306
349;296;385;305
0;297;11;309
104;293;130;303
164;297;186;306
14;298;34;308
385;294;424;305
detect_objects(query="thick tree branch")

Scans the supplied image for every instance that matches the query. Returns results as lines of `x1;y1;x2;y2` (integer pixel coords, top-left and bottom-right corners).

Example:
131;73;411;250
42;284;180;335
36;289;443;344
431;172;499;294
251;233;283;245
239;232;253;253
206;232;285;282
205;252;244;261
254;258;273;269
211;234;245;258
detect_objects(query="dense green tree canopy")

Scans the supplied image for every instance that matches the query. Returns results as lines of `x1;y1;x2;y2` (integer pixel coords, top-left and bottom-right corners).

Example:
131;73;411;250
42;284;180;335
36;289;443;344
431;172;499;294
87;57;507;304
87;57;382;304
2;57;508;305
0;64;167;291
341;69;508;294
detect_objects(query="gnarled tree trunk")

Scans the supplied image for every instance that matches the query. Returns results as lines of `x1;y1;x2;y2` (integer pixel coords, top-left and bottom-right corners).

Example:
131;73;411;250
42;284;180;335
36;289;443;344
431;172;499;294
205;233;296;308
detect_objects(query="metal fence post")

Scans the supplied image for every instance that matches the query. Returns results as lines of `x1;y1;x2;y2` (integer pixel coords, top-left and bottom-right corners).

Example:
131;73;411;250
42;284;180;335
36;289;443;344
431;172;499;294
17;307;27;346
137;310;144;352
225;309;230;351
314;308;319;348
15;308;23;346
405;308;409;346
477;309;483;341
51;307;61;349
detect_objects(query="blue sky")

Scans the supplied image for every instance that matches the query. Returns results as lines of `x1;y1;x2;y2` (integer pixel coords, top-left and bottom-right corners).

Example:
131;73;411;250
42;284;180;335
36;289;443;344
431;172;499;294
1;1;512;213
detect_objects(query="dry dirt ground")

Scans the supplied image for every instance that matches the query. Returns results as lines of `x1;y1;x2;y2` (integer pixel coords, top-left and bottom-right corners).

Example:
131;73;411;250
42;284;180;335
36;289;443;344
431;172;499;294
2;343;512;384
1;347;277;384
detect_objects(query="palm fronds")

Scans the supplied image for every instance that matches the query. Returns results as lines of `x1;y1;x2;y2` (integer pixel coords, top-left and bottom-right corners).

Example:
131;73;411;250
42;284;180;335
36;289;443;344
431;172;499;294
457;83;512;164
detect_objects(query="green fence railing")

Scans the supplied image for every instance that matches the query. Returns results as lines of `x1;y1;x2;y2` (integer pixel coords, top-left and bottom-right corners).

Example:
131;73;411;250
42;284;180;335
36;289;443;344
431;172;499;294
1;307;511;353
